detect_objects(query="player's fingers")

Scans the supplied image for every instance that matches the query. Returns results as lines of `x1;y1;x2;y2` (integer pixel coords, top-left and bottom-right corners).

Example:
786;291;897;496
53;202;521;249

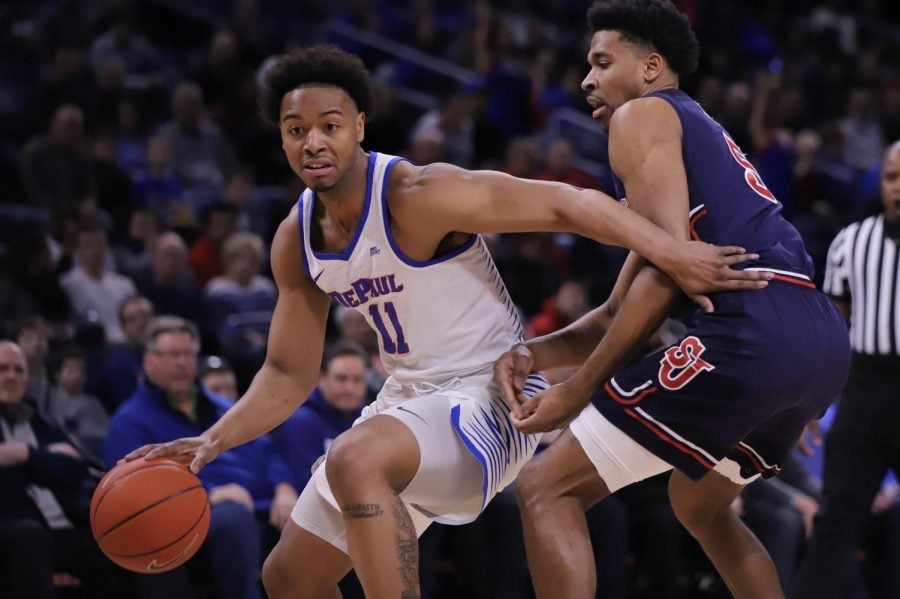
692;294;714;313
143;440;189;461
498;373;524;418
189;444;213;473
718;278;770;290
718;245;748;256
122;444;157;462
721;252;761;266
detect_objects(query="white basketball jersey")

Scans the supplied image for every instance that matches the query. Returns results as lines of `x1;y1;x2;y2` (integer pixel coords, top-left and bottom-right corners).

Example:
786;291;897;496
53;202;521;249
297;152;523;383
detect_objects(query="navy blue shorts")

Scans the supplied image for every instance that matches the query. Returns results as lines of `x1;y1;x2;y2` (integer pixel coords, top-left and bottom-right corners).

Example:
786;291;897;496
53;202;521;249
592;278;851;481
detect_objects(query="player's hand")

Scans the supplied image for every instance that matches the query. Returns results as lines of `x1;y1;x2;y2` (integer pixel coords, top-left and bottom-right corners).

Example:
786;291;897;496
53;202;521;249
664;242;773;312
797;420;822;457
209;483;254;511
270;483;298;529
511;380;589;434
123;434;222;474
493;344;534;419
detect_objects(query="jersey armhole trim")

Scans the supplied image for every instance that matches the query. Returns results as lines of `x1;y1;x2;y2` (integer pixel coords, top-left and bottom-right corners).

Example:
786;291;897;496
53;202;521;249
381;157;478;268
296;195;313;280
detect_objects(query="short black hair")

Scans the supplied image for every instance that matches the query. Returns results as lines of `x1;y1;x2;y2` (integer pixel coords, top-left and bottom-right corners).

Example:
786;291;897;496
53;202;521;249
321;341;368;373
587;0;699;77
258;45;372;125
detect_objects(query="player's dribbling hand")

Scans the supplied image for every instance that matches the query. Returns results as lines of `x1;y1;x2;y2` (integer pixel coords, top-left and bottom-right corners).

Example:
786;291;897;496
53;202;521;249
493;344;534;419
510;381;589;434
122;434;222;474
667;242;774;312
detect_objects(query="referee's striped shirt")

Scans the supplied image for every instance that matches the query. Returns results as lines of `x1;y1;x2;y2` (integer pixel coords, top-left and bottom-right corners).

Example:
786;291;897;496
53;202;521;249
823;213;900;356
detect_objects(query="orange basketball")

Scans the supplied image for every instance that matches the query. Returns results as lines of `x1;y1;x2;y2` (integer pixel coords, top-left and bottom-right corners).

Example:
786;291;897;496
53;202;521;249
90;457;210;573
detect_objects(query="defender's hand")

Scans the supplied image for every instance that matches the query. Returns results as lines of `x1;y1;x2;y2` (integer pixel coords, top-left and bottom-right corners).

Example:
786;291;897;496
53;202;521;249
123;434;222;474
493;344;534;419
664;242;773;312
511;381;589;434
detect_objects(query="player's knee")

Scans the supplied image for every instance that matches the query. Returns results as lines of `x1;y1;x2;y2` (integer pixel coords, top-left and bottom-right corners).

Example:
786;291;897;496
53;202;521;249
324;433;374;490
669;491;726;537
261;548;293;598
515;460;550;513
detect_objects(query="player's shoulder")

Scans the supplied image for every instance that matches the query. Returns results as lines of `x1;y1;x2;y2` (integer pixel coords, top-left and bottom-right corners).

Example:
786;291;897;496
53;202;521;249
269;203;305;285
385;159;466;212
611;95;680;134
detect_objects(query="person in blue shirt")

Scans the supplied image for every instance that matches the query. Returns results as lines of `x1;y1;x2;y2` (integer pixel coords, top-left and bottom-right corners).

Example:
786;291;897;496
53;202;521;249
103;315;298;599
272;342;370;492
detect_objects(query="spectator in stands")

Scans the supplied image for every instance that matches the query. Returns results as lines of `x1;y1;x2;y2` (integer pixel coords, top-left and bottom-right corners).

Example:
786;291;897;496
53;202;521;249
88;8;166;90
332;306;386;394
189;202;239;287
114;97;149;176
158;81;235;190
840;87;886;171
410;93;475;168
91;129;136;237
94;296;153;412
226;167;269;237
113;207;159;279
60;220;137;344
501;136;540;179
103;316;298;599
16;316;52;416
46;344;109;460
6;231;72;326
0;340;110;599
135;231;204;324
526;279;590;339
272;342;369;490
19;104;95;210
132;135;187;227
205;231;276;388
536;138;603;190
193;30;252;129
200;355;239;401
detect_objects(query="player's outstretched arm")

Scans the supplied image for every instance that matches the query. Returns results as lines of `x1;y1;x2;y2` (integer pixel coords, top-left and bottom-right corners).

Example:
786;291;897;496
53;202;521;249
512;98;722;432
126;209;331;472
391;160;769;305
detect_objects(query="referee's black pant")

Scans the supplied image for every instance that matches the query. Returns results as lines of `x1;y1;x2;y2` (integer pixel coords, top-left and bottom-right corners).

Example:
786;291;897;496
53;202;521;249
793;354;900;599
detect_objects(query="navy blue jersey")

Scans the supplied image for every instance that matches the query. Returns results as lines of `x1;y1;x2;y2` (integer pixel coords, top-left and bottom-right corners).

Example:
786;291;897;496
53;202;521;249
586;89;851;482
639;89;814;279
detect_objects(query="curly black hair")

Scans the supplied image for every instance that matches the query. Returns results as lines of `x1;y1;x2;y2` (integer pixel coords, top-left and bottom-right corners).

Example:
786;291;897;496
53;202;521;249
258;44;372;125
587;0;699;77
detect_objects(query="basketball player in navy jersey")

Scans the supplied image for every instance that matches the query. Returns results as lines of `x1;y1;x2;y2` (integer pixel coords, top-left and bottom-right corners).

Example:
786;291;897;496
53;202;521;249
494;2;852;598
124;45;770;598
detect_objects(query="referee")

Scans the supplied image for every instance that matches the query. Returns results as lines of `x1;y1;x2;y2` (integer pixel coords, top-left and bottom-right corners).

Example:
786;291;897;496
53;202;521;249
794;140;900;598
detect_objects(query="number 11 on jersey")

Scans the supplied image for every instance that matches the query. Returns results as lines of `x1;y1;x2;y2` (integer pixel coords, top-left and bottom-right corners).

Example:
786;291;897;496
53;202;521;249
368;302;409;354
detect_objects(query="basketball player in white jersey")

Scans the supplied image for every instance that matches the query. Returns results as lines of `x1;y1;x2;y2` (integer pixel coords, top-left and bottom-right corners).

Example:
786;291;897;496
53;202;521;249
125;45;771;598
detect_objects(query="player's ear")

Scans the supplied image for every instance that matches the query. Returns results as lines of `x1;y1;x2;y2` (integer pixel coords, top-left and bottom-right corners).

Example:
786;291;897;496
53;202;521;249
357;112;366;143
644;52;664;83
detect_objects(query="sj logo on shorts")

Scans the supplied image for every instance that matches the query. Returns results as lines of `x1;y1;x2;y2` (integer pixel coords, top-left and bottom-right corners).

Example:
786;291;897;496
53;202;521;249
658;336;715;390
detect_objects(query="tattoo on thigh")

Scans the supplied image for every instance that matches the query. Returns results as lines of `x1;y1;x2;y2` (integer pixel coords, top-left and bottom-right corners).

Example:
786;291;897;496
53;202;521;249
394;498;420;599
341;503;384;518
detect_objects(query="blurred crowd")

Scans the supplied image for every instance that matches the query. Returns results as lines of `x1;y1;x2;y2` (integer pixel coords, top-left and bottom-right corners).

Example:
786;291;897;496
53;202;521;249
1;0;899;597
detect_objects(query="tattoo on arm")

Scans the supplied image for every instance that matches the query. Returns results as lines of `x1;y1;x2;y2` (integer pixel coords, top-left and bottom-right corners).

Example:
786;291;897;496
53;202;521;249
341;503;384;518
394;497;420;599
